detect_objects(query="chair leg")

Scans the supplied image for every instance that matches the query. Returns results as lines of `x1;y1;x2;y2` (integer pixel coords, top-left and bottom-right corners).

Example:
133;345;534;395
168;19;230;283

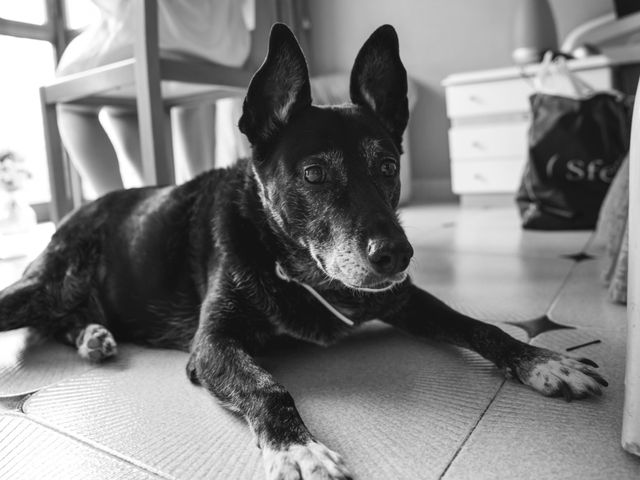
164;107;175;181
135;79;174;186
40;88;75;223
133;0;175;186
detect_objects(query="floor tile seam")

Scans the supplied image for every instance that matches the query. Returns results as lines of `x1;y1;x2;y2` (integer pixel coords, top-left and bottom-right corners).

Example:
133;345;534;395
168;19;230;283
582;231;598;255
1;411;175;480
411;225;595;255
438;377;508;480
545;241;591;318
543;261;580;322
0;381;81;401
0;358;104;401
544;231;596;322
409;246;587;262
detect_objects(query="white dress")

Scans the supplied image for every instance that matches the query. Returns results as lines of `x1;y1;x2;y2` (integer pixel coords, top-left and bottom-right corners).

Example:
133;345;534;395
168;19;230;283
57;0;252;75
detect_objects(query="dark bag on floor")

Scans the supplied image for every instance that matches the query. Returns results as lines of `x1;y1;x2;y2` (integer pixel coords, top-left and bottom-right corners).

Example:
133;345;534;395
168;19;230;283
516;58;633;230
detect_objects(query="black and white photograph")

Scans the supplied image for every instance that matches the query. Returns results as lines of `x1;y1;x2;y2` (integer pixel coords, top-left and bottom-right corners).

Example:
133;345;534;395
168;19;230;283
0;1;639;479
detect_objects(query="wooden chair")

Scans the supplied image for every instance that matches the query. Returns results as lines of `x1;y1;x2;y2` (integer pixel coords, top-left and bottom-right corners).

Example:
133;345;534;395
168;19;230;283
40;0;310;223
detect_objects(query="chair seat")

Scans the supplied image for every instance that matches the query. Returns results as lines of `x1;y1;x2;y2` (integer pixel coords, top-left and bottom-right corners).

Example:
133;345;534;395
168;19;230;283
43;56;252;107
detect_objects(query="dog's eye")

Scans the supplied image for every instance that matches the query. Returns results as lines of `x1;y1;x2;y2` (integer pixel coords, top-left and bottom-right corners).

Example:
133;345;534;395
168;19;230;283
380;159;398;177
304;165;326;184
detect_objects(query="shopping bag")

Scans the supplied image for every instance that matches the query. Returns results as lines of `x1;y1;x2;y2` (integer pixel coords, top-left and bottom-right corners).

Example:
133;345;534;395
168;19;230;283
516;53;633;230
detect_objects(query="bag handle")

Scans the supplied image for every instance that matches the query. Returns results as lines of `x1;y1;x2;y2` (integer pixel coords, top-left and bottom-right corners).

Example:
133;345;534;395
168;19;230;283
533;51;596;98
532;51;555;92
554;56;596;98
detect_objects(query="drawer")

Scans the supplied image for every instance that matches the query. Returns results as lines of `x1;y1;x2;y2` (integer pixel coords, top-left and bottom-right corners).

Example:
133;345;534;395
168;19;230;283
448;122;529;159
451;158;526;194
445;67;612;118
446;78;534;117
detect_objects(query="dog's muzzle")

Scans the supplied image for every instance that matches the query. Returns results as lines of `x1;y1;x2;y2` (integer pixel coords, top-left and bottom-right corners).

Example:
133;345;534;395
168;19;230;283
366;237;414;276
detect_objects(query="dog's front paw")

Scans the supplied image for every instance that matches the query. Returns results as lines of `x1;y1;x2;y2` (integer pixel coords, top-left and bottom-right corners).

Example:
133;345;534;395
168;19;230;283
262;440;352;480
509;347;608;401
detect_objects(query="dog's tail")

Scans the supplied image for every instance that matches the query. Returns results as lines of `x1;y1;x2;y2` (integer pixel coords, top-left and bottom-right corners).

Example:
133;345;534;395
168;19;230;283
0;279;52;331
0;251;93;335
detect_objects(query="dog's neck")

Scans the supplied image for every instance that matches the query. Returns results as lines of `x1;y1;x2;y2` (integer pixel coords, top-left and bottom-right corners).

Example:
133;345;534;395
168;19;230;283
274;262;355;326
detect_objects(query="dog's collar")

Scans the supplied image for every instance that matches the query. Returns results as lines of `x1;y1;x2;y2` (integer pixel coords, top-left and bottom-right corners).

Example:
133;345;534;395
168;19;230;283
275;262;355;326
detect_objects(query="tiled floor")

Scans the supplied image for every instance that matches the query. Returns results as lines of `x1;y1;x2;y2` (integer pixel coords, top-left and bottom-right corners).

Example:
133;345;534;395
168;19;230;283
0;204;639;479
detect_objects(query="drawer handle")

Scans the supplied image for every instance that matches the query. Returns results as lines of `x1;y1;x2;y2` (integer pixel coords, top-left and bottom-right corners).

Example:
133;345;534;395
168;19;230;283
468;95;483;104
473;173;487;182
471;141;483;150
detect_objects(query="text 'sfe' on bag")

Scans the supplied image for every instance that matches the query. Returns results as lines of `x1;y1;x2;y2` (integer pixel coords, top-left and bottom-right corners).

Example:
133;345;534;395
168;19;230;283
516;53;633;230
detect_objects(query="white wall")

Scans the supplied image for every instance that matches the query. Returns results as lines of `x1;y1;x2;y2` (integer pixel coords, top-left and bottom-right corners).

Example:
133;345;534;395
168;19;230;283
308;0;614;200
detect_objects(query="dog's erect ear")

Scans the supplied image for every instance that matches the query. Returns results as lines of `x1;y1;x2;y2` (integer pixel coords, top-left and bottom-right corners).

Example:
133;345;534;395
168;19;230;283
239;23;312;147
350;25;409;148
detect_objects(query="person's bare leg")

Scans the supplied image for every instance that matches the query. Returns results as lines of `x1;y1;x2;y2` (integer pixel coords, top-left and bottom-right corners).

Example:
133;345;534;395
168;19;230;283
99;102;220;187
99;107;144;189
171;102;217;183
57;105;124;198
215;97;250;168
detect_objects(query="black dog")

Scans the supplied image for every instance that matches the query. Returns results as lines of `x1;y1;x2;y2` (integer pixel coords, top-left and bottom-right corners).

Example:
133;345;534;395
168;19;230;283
0;24;606;480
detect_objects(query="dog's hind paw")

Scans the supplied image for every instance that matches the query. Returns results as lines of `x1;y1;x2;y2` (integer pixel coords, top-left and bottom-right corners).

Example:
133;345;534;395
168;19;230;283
76;324;117;362
509;346;608;401
263;440;352;480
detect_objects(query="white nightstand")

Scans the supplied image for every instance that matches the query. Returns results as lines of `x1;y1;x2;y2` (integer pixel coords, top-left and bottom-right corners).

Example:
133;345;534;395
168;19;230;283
442;56;619;201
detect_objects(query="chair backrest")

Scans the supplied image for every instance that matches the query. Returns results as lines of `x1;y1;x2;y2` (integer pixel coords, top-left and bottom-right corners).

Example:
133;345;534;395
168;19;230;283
133;0;305;74
246;0;279;70
243;0;312;71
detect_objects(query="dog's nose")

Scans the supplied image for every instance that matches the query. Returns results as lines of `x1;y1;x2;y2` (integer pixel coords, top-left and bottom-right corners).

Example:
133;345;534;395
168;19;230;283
367;238;413;275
